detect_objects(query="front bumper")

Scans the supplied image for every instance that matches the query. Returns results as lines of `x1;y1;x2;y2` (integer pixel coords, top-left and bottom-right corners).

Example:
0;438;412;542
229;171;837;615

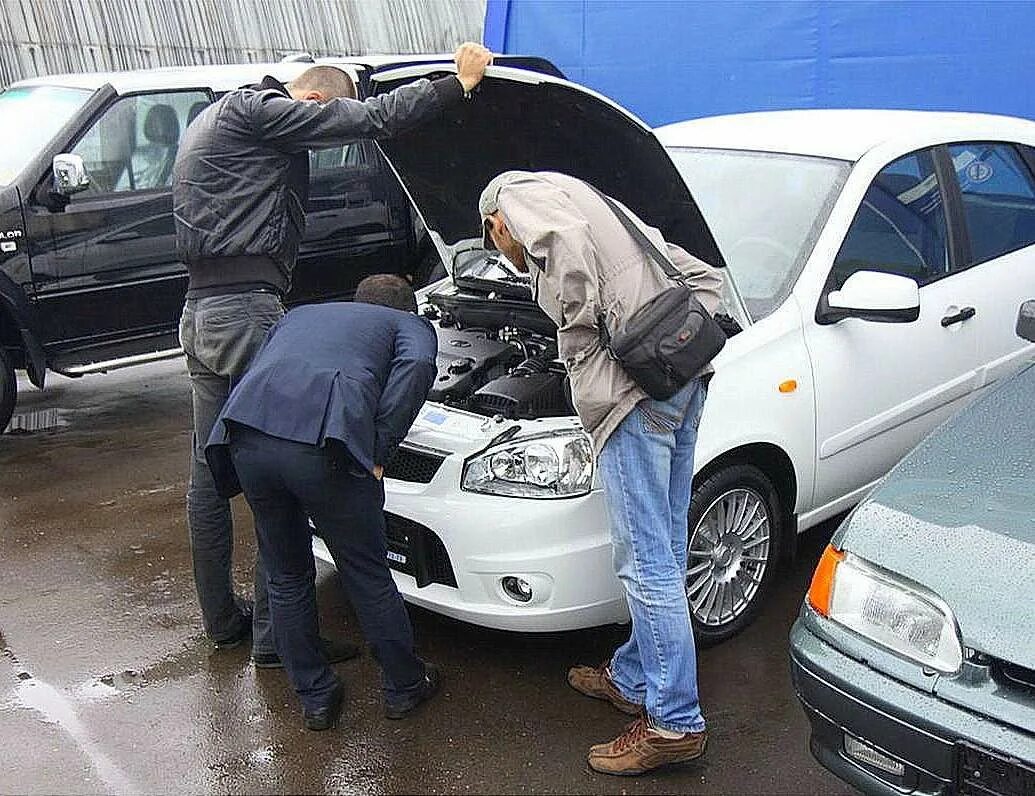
790;618;1035;796
313;459;628;632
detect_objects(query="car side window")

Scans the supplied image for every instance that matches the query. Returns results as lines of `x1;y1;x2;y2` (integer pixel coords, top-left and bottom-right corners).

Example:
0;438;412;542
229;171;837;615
307;142;369;212
947;143;1035;265
830;149;950;289
71;90;210;196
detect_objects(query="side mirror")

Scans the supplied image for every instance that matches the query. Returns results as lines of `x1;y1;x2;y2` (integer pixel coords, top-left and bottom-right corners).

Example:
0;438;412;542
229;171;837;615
52;154;90;197
823;271;920;324
1017;300;1035;343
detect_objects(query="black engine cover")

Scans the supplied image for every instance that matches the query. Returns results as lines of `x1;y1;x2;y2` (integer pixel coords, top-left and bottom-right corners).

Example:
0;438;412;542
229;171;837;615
428;329;522;403
470;368;571;419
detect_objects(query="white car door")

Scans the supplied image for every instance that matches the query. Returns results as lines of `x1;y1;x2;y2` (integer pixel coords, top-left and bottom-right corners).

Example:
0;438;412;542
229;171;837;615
944;142;1035;387
803;147;983;511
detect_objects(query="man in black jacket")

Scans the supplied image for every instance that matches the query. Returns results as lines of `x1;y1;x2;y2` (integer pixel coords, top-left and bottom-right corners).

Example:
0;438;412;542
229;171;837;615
174;44;491;662
205;275;438;730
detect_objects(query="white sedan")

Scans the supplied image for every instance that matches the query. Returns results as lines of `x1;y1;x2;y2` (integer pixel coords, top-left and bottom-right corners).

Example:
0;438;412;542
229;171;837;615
314;65;1035;643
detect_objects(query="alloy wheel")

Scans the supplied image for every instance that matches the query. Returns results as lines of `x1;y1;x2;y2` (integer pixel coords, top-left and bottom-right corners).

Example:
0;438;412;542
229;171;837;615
686;487;771;627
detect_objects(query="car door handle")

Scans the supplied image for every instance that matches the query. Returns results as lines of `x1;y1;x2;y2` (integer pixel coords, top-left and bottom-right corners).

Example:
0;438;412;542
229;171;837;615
344;190;372;208
941;306;976;327
101;231;145;243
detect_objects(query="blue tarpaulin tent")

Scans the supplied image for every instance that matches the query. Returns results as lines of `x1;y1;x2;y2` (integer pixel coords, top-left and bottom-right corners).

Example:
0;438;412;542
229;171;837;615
484;0;1034;127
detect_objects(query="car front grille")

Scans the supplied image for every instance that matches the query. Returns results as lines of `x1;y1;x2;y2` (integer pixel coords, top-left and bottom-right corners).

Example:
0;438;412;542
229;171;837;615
956;742;1035;796
996;660;1035;693
384;512;457;588
384;445;446;484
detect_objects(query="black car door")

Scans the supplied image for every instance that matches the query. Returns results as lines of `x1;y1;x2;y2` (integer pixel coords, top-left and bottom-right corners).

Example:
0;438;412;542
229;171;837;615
30;88;212;362
289;139;403;305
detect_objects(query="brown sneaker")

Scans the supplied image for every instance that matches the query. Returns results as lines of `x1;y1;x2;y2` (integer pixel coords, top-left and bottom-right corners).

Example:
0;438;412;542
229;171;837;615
588;716;708;776
567;663;641;716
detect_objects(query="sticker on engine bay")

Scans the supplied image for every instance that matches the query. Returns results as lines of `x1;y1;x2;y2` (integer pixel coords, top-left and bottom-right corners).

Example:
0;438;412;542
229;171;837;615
422;410;448;425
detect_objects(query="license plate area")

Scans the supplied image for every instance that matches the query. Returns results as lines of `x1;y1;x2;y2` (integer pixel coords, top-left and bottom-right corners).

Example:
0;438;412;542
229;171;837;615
956;742;1035;796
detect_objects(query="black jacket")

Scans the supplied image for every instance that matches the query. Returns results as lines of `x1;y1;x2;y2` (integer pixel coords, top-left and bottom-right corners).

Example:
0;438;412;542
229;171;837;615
172;74;463;297
205;301;437;498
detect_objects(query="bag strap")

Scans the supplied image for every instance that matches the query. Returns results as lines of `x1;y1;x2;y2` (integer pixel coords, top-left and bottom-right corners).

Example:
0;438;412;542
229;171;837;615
587;184;685;284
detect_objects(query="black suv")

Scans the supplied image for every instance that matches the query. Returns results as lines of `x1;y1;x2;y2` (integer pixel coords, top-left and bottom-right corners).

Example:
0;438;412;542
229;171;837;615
0;56;562;432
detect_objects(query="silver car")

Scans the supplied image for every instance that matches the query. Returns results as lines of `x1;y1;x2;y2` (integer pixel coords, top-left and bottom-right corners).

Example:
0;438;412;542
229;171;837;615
790;302;1035;795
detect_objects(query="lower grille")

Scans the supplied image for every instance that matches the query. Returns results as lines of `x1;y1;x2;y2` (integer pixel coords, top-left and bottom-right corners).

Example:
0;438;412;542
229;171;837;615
997;660;1035;693
956;743;1035;796
384;513;457;588
384;446;446;484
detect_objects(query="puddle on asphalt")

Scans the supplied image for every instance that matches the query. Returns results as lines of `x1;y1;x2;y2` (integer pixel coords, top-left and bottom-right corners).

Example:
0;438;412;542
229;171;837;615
0;630;138;794
5;408;71;434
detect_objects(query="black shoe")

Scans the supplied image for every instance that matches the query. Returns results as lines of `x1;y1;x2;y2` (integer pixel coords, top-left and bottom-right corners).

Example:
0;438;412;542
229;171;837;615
385;664;440;720
303;681;345;732
212;607;253;651
253;637;362;669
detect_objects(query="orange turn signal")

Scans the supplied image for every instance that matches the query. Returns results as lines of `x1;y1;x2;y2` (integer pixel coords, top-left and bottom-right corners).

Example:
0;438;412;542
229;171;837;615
779;379;798;394
807;544;845;616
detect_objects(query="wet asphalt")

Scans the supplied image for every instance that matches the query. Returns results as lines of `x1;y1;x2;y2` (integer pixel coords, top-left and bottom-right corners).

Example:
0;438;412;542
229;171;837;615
0;360;857;795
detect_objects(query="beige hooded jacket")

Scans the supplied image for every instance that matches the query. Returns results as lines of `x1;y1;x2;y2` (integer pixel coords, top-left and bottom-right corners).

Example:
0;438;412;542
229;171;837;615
489;171;724;453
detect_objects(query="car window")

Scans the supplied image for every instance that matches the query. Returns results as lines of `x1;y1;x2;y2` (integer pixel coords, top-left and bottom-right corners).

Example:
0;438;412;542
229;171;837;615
72;90;210;196
667;148;849;321
948;143;1035;265
0;85;93;186
831;149;950;289
307;142;371;212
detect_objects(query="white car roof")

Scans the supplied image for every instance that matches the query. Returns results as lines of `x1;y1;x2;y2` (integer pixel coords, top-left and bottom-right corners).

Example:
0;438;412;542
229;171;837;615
657;109;1035;161
8;55;460;94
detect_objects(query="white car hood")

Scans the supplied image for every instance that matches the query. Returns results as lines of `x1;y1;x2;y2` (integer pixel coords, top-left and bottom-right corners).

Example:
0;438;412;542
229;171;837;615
370;64;726;274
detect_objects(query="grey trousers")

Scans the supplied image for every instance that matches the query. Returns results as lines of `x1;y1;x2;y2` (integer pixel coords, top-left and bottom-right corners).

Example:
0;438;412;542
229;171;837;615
179;291;285;651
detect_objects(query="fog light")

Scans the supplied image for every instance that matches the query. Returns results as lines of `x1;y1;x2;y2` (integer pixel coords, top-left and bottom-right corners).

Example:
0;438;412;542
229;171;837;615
501;576;533;603
844;735;905;777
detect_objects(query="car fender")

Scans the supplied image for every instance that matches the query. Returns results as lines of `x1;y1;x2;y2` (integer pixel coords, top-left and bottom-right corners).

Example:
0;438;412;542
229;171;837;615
693;298;816;517
0;271;46;389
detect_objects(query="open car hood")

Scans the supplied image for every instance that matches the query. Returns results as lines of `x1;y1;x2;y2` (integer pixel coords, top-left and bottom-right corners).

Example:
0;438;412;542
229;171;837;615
370;65;725;273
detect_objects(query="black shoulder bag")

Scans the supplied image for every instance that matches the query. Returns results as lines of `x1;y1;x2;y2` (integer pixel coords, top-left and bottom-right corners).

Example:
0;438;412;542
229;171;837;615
593;190;726;401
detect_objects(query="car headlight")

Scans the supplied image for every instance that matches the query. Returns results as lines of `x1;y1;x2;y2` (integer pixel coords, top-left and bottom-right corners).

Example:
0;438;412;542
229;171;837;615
462;431;594;498
808;546;963;673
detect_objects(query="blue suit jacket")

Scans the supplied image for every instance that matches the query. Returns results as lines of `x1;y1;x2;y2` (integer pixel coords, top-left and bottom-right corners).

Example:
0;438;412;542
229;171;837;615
205;301;437;497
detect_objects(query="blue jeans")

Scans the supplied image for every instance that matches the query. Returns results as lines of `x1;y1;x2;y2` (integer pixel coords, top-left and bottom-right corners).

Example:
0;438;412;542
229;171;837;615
597;378;707;734
228;426;427;713
179;291;284;653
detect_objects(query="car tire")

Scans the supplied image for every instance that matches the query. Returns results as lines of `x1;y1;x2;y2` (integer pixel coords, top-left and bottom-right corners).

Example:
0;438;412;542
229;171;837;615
0;346;16;434
685;463;785;646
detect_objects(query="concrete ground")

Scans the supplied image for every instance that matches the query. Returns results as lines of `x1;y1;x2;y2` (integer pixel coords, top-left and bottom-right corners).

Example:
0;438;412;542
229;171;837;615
0;361;856;795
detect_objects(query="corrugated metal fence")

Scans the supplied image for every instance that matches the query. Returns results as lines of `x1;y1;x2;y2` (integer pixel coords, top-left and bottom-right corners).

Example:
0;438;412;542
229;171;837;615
0;0;486;87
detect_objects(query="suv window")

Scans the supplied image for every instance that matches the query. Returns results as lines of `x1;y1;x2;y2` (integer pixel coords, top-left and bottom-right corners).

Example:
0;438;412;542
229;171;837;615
72;91;209;195
831;149;950;288
307;142;370;212
948;143;1035;265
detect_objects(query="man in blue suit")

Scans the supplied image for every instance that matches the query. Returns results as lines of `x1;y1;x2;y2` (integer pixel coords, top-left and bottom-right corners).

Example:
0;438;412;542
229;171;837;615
206;274;439;730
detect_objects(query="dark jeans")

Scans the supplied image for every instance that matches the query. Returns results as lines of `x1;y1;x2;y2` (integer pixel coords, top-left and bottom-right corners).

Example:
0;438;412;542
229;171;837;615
179;291;284;651
228;425;425;712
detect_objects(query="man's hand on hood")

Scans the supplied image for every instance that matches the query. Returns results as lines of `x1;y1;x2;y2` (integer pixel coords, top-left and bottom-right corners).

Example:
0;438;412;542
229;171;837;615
454;42;493;93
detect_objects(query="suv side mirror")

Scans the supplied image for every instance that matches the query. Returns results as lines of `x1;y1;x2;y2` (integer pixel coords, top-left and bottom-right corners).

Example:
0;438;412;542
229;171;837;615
823;271;920;324
1016;300;1035;343
52;153;91;197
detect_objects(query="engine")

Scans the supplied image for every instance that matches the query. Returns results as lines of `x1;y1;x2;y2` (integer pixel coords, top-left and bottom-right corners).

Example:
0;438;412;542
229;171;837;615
425;317;573;420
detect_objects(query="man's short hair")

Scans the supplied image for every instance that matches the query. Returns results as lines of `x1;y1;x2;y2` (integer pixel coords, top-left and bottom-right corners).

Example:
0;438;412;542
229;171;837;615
289;66;357;100
354;274;417;313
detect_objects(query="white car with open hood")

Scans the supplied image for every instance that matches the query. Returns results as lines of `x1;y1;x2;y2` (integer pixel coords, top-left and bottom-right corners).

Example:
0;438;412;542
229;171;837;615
313;64;1035;643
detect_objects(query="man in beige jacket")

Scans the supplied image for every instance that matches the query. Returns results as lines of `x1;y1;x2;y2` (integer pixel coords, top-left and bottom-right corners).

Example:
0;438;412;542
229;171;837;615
479;171;723;776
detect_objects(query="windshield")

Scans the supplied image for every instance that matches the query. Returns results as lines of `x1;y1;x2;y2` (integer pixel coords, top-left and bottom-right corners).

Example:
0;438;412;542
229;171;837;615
0;85;93;186
668;147;850;320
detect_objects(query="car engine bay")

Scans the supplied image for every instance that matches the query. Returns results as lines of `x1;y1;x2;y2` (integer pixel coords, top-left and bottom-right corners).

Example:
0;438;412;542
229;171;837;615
421;291;574;420
420;251;742;421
